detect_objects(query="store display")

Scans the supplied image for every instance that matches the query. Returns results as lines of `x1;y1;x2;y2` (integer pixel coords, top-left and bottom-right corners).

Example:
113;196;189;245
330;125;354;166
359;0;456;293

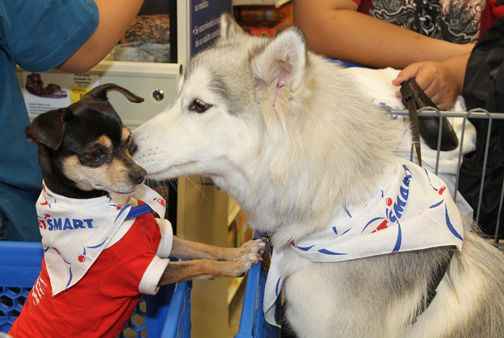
110;15;171;63
25;73;67;99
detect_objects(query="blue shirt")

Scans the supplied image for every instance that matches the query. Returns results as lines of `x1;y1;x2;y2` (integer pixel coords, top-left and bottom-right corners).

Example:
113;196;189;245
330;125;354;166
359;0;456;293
0;0;98;240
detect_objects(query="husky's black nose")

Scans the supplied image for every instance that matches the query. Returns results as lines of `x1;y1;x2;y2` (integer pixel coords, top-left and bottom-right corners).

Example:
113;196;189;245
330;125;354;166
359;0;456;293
129;167;147;185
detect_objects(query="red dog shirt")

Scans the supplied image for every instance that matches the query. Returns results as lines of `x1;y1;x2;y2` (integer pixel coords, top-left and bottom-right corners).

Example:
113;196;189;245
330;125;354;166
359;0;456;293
9;184;173;338
10;212;172;338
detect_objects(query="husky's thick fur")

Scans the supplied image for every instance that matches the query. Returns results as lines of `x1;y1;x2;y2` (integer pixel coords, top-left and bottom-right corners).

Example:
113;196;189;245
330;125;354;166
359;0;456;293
134;15;504;338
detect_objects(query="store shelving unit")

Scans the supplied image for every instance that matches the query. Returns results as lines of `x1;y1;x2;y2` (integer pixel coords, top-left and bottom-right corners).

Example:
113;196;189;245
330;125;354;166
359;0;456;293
177;180;252;338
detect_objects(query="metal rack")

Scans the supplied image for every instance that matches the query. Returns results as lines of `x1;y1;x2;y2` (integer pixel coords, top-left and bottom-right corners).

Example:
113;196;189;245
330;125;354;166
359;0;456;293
387;108;504;245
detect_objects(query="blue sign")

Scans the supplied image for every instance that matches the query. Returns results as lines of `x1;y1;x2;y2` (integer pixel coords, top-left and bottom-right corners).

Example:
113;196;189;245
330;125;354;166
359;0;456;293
190;0;232;57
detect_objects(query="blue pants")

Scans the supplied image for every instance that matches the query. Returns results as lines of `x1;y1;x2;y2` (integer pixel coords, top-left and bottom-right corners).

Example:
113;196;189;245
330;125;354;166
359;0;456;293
0;212;5;240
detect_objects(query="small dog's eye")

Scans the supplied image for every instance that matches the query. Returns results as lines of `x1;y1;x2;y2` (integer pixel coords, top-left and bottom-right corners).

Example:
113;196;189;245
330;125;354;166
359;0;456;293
90;152;108;166
128;140;138;155
80;148;109;168
123;135;138;155
188;98;213;114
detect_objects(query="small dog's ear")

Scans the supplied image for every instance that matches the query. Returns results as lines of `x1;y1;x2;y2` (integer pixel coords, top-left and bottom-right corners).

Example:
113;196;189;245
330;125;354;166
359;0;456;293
87;84;144;104
219;13;245;41
251;28;307;91
26;108;70;150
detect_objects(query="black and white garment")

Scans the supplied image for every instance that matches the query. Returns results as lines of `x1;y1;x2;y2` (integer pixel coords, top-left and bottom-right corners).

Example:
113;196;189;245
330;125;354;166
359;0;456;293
366;0;486;43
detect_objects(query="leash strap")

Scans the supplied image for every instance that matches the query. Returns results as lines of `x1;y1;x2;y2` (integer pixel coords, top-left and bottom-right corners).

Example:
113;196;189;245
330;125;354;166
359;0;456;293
400;79;423;166
412;249;454;323
425;249;454;309
400;80;457;321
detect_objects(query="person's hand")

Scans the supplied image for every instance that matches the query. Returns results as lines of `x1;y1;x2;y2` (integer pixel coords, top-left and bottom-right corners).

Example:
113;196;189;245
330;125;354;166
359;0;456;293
392;61;461;110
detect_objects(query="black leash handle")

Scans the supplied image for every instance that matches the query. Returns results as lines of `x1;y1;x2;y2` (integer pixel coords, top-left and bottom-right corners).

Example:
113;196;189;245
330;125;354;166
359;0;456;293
400;79;459;161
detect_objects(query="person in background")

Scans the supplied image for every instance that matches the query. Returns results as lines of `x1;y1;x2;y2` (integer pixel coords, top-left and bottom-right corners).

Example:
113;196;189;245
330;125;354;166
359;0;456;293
392;53;471;110
0;0;145;241
294;0;503;109
399;19;504;238
391;1;504;109
297;0;504;237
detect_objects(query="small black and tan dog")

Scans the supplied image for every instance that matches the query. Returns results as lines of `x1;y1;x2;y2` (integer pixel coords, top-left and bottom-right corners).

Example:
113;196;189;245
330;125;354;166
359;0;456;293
10;84;263;338
26;83;147;200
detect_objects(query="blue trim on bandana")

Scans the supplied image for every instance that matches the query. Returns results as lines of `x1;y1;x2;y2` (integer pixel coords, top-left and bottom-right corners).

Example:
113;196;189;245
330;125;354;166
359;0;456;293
318;248;347;256
294;244;315;251
126;204;153;219
445;206;463;241
86;238;107;249
66;267;73;288
344;204;352;218
392;222;402;252
361;217;384;232
341;228;351;236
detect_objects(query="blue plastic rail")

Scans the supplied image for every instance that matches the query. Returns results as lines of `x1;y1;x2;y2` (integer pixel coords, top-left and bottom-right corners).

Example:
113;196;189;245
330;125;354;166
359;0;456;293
235;263;280;338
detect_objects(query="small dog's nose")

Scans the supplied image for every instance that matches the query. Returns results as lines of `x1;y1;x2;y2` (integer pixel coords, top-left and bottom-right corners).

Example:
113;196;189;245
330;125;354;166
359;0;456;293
129;167;147;185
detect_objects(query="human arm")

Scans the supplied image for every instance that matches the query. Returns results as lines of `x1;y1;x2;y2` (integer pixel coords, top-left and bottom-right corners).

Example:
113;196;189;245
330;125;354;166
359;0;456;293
2;0;142;73
60;0;144;73
392;53;471;110
294;0;473;68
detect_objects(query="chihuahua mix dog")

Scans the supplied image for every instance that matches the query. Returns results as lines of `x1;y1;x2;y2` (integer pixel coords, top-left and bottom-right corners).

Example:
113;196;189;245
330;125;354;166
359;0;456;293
9;84;264;338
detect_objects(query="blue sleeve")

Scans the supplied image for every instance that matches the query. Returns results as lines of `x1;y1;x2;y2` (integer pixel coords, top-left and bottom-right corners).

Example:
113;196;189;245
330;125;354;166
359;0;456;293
0;0;99;72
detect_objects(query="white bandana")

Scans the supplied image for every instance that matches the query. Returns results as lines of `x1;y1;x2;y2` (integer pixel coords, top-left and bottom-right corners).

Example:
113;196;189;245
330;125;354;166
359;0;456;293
264;160;464;326
37;184;167;295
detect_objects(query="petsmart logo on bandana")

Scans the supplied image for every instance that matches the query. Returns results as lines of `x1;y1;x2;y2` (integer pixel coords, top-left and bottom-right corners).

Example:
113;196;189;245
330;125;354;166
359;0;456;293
356;165;412;248
386;165;411;223
39;217;94;231
264;159;464;327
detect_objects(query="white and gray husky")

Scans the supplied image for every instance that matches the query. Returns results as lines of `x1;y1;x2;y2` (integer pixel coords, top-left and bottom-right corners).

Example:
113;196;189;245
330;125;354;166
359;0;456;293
134;15;504;338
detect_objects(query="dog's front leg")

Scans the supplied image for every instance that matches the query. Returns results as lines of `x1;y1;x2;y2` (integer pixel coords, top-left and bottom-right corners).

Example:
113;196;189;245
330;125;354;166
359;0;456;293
158;256;257;285
171;236;265;262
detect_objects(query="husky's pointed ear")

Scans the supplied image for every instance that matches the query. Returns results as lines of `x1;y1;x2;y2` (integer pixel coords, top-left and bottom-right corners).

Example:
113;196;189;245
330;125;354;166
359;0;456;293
251;28;306;91
220;13;245;41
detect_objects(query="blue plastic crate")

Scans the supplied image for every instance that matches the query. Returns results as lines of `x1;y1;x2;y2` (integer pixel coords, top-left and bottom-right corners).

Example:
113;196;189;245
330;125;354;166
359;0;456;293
0;241;191;338
235;263;280;338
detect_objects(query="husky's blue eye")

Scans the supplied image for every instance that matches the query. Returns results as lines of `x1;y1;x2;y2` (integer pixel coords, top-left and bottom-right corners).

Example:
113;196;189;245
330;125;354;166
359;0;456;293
189;98;213;114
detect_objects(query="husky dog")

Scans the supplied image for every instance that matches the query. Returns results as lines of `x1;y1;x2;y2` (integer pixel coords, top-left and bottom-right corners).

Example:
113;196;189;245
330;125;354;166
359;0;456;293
134;15;504;338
